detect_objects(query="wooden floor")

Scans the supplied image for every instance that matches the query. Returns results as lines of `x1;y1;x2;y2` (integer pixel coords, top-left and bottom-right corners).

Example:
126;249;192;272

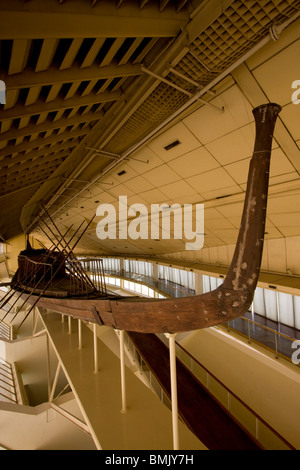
128;332;261;451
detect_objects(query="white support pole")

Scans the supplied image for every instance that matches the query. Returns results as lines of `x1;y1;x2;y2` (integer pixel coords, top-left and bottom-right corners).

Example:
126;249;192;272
78;319;82;349
119;330;127;413
68;316;72;334
46;334;51;404
49;362;61;402
165;332;179;450
32;307;39;336
93;323;98;373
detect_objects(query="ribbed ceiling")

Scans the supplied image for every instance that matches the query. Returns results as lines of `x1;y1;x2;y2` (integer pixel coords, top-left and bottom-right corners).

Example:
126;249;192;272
0;0;299;254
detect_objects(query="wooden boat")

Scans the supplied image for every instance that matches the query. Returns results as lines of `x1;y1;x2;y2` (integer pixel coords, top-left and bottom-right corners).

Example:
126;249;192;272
3;103;281;334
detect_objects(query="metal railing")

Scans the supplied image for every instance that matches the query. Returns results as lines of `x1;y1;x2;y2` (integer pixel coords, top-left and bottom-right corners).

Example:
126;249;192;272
99;269;299;364
225;316;299;364
0;319;13;341
79;258;107;296
18;255;54;291
157;334;295;450
0;359;17;404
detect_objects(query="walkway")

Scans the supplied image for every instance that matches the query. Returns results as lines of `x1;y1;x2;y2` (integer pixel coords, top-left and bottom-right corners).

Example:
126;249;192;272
39;309;205;450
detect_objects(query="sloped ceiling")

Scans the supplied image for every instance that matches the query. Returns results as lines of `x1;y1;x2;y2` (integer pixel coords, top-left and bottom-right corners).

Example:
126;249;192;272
0;0;300;260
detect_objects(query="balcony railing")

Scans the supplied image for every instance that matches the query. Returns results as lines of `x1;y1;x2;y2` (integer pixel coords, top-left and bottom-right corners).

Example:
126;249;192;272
0;359;17;404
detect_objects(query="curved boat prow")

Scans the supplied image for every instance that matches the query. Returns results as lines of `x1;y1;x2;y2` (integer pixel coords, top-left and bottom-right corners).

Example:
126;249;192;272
107;103;282;333
222;103;282;295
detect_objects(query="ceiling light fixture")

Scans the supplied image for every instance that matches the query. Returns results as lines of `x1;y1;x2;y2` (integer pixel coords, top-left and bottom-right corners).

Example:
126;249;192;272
164;140;181;151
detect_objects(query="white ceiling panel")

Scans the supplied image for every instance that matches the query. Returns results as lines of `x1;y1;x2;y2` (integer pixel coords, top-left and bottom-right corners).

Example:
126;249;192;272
200;185;242;202
183;86;253;144
139;188;171;204
167;146;220;178
185;167;238;195
158;179;198;200
205;217;236;230
267;212;300;227
252;39;300;107
276;227;300;237
127;147;165;174
123;175;155;194
267;193;300;214
269;147;296;175
212;229;239;244
224;158;250;185
216;201;244;219
205;123;255;165
146;121;202;162
142;163;181;186
280;102;300;141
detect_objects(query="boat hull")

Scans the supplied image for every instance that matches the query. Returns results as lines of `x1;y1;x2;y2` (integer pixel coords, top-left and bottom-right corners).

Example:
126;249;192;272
21;285;253;333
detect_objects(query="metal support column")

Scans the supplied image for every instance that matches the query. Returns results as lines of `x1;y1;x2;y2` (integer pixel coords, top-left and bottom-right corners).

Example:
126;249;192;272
93;323;98;373
78;319;82;349
119;330;127;413
165;332;179;450
49;362;61;402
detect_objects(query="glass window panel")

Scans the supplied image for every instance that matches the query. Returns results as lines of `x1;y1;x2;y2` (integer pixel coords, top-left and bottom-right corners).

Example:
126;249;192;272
188;271;195;290
203;275;211;293
142;285;148;296
180;270;188;288
210;276;217;291
264;289;277;322
158;265;164;280
294;295;300;330
253;287;265;316
135;283;142;293
148;288;154;297
129;281;135;291
278;292;294;327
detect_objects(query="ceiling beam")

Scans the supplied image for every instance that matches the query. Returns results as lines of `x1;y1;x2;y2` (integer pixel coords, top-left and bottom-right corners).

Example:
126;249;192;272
0;149;70;174
3;63;143;90
0;141;80;167
0;159;65;186
0;127;89;158
0;90;121;121
0;110;104;143
78;0;236;151
20;0;236;231
0;0;188;39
